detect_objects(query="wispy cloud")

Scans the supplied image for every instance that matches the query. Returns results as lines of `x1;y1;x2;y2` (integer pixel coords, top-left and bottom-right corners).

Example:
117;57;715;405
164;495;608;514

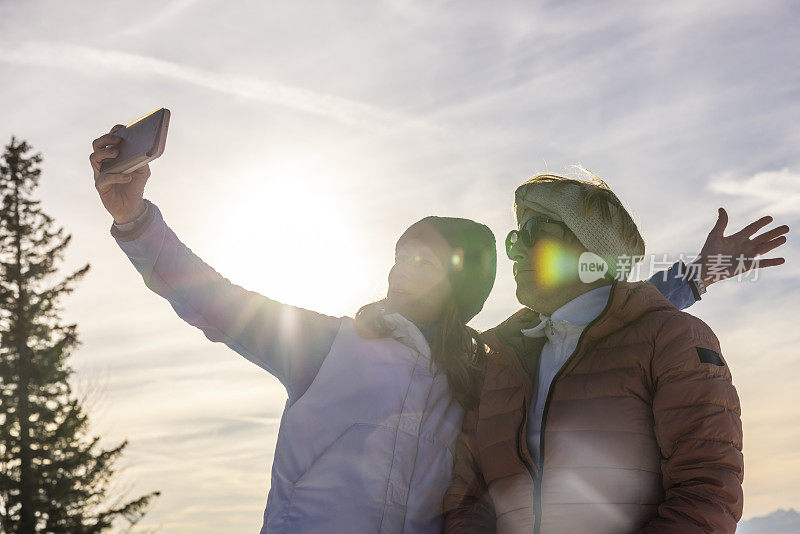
709;168;800;216
115;0;201;38
0;41;429;133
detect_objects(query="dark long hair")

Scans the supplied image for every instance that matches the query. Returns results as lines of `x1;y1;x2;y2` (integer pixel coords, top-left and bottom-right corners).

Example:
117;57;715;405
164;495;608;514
353;298;486;410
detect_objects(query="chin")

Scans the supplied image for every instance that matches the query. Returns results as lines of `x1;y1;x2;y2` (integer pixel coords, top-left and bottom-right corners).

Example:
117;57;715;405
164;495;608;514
516;283;548;310
515;286;533;308
516;294;538;310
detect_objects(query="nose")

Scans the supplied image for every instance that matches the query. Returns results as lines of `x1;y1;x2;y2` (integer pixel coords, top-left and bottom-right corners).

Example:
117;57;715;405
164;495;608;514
508;237;527;262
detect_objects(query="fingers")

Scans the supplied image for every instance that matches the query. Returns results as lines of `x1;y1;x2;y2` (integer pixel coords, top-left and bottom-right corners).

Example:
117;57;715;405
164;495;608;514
89;146;119;170
95;173;132;190
90;124;127;172
710;207;728;236
752;224;790;246
754;257;786;269
92;133;121;151
753;235;788;256
733;215;774;239
91;125;125;151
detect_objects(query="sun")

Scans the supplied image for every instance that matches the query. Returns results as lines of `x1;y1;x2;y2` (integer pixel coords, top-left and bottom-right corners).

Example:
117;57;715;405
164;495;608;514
203;164;368;317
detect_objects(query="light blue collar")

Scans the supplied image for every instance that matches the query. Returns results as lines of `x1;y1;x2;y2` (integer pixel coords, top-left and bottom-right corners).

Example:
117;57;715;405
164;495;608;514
521;284;612;338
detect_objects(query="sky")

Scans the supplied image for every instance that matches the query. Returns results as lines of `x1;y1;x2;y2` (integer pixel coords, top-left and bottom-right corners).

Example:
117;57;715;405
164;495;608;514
1;0;799;532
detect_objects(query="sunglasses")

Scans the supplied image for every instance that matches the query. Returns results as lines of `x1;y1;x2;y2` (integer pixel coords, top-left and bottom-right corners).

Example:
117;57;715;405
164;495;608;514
505;216;571;259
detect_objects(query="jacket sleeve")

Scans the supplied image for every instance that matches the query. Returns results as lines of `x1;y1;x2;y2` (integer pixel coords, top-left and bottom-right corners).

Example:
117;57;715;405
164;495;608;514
443;407;497;533
640;313;744;534
647;261;699;311
110;199;342;404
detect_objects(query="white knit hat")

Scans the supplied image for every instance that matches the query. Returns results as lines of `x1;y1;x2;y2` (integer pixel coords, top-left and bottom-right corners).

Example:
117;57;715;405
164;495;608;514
514;179;645;279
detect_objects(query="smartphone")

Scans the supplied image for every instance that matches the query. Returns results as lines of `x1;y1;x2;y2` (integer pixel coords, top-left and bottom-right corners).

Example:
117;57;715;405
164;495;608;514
100;108;170;175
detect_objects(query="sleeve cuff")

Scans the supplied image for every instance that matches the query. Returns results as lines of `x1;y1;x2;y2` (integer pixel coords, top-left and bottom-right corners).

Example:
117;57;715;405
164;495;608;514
110;199;155;242
113;200;150;231
678;260;703;301
688;276;702;301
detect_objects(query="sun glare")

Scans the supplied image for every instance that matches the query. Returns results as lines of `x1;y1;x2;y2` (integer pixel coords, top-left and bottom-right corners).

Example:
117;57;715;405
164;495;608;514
205;164;368;317
532;239;574;288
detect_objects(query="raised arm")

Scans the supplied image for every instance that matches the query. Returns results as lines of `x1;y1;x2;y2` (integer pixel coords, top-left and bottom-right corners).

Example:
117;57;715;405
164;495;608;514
110;199;341;403
92;126;339;403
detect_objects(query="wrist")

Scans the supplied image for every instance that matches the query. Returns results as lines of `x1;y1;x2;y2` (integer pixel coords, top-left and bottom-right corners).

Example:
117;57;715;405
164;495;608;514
687;259;709;295
688;259;717;287
113;200;147;225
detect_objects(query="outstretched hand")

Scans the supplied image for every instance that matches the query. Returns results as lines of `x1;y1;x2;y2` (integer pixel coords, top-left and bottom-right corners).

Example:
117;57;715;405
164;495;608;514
690;208;789;286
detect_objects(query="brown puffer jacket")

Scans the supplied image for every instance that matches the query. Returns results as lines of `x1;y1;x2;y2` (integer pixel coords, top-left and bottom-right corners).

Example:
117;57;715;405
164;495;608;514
443;280;744;533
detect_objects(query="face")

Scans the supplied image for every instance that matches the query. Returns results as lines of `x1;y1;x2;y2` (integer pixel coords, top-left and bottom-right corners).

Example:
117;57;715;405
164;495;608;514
386;237;452;324
508;211;586;309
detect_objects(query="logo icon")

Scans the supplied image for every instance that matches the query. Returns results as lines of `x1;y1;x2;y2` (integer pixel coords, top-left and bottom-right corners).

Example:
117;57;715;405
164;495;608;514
578;252;608;283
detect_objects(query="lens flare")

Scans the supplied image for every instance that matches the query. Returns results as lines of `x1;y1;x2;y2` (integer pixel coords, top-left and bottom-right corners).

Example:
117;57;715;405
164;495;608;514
451;248;464;270
531;238;574;288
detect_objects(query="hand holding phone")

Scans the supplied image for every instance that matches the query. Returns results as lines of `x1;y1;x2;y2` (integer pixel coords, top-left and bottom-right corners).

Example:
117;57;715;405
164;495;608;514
90;108;170;224
99;108;170;175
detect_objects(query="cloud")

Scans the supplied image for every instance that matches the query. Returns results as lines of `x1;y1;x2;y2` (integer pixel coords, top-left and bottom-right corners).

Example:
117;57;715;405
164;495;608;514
0;41;431;133
709;168;800;216
115;0;201;38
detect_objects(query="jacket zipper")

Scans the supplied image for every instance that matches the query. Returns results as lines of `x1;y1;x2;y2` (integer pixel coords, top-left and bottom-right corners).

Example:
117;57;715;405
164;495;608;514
534;280;618;534
506;344;540;528
518;398;536;480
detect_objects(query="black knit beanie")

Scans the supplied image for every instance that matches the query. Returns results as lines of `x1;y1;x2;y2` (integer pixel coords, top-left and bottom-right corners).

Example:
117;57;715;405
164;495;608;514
396;216;497;323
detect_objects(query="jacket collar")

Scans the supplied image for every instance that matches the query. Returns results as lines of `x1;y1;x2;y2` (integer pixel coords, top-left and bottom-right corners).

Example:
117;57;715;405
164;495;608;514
485;280;677;356
382;312;432;359
521;284;612;340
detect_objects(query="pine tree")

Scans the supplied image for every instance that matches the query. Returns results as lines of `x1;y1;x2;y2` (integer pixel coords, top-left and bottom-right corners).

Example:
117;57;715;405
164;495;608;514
0;136;159;533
